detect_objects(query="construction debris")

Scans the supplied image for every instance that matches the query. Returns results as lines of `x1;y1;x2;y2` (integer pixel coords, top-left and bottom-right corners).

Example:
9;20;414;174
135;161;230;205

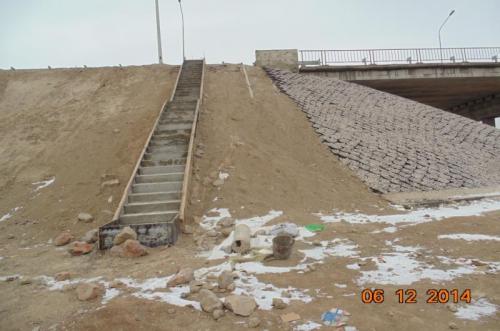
231;224;251;254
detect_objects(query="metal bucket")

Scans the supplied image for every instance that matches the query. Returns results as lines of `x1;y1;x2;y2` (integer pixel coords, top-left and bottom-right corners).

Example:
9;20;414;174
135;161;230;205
272;234;295;259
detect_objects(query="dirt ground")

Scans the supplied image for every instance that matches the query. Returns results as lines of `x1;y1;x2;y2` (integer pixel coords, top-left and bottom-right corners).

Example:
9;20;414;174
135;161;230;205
0;64;499;331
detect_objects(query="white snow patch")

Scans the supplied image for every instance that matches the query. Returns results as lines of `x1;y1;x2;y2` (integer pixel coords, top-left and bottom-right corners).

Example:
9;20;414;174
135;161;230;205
0;206;22;222
0;274;20;281
319;199;500;226
218;171;229;180
346;263;360;270
455;298;498;320
438;234;500;242
200;208;232;230
355;244;486;286
372;226;398;234
294;321;322;331
334;283;347;288
32;177;55;192
300;239;359;261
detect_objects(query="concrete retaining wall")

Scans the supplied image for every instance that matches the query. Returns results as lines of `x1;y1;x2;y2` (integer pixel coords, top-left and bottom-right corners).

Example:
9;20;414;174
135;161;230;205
255;49;299;72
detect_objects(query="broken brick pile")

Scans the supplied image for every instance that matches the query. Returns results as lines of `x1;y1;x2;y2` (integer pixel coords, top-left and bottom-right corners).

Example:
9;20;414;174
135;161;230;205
266;68;500;193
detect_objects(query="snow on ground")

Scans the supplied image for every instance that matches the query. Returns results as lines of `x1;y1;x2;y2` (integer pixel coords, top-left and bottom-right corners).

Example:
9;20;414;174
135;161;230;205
32;177;55;192
438;234;500;242
37;275;120;305
299;239;359;261
0;206;22;223
294;321;322;331
318;199;500;228
455;298;498;320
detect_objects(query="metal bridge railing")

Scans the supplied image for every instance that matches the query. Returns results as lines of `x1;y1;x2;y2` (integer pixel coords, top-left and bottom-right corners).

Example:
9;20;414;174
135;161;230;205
299;47;500;67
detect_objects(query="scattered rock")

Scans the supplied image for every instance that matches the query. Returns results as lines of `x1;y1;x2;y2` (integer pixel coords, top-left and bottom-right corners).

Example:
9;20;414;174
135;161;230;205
55;272;71;281
189;280;203;294
224;295;257;317
110;280;125;289
206;230;218;237
120;239;148;257
212;179;224;187
280;312;300;323
218;270;234;289
101;179;120;188
167;268;194;287
449;322;459;329
272;298;287;309
19;278;32;285
54;231;74;246
312;240;322;247
220;227;233;237
69;241;94;256
76;283;103;301
226;282;236;292
110;245;124;257
167;308;176;314
248;317;261;328
212;309;224;320
446;303;458;313
182;224;195;234
7;234;15;239
77;213;94;223
471;259;487;267
113;226;137;246
81;229;98;244
281;290;291;298
107;196;113;203
218;217;235;228
5;275;19;282
199;289;223;313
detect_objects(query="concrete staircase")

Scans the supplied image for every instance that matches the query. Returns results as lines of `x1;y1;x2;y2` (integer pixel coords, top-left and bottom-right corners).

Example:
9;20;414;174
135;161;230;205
99;60;204;248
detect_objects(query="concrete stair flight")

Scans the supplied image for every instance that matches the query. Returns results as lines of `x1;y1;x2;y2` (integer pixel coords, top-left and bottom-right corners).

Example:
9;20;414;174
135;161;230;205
99;60;205;248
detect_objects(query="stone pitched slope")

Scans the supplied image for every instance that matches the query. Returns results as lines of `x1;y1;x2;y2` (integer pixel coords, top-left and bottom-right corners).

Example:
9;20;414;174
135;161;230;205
266;69;500;193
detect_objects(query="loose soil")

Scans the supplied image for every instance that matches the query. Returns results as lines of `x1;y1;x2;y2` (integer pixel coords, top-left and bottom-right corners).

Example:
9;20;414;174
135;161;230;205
0;64;499;331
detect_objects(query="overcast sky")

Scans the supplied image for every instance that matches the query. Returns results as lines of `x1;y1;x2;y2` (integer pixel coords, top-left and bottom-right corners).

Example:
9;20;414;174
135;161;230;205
1;0;500;69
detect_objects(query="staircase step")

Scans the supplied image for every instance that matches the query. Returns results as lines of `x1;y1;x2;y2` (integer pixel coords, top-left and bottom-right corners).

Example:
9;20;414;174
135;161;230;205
141;158;186;167
120;211;178;225
143;151;187;161
135;173;184;184
156;123;192;131
124;200;181;214
128;191;181;203
147;144;187;153
139;165;185;175
132;181;183;194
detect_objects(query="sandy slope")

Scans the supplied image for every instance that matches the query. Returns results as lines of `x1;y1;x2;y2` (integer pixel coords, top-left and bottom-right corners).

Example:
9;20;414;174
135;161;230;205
0;64;499;331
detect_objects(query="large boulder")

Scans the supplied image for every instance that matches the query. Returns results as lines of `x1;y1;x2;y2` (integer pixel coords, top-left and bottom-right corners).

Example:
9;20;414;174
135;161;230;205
81;229;98;244
113;227;137;246
76;283;103;301
77;213;94;223
68;241;94;256
112;239;147;258
217;271;234;289
224;295;257;316
199;289;223;313
167;268;194;287
54;231;73;246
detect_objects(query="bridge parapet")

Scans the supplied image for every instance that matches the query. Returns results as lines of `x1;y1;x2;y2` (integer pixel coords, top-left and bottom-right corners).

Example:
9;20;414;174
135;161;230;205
299;47;500;67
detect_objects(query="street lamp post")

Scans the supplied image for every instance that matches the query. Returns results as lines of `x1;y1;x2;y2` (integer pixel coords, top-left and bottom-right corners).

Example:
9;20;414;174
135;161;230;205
155;0;163;64
178;0;186;61
438;10;455;63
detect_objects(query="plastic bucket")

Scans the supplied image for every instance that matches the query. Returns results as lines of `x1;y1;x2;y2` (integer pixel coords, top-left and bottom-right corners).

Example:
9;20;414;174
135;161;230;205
272;234;295;259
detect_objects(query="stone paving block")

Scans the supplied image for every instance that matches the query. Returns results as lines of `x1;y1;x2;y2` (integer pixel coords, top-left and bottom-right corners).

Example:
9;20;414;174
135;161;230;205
266;68;500;193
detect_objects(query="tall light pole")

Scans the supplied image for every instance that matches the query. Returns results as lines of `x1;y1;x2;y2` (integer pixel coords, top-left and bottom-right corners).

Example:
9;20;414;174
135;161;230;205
155;0;163;64
178;0;186;60
438;9;455;63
